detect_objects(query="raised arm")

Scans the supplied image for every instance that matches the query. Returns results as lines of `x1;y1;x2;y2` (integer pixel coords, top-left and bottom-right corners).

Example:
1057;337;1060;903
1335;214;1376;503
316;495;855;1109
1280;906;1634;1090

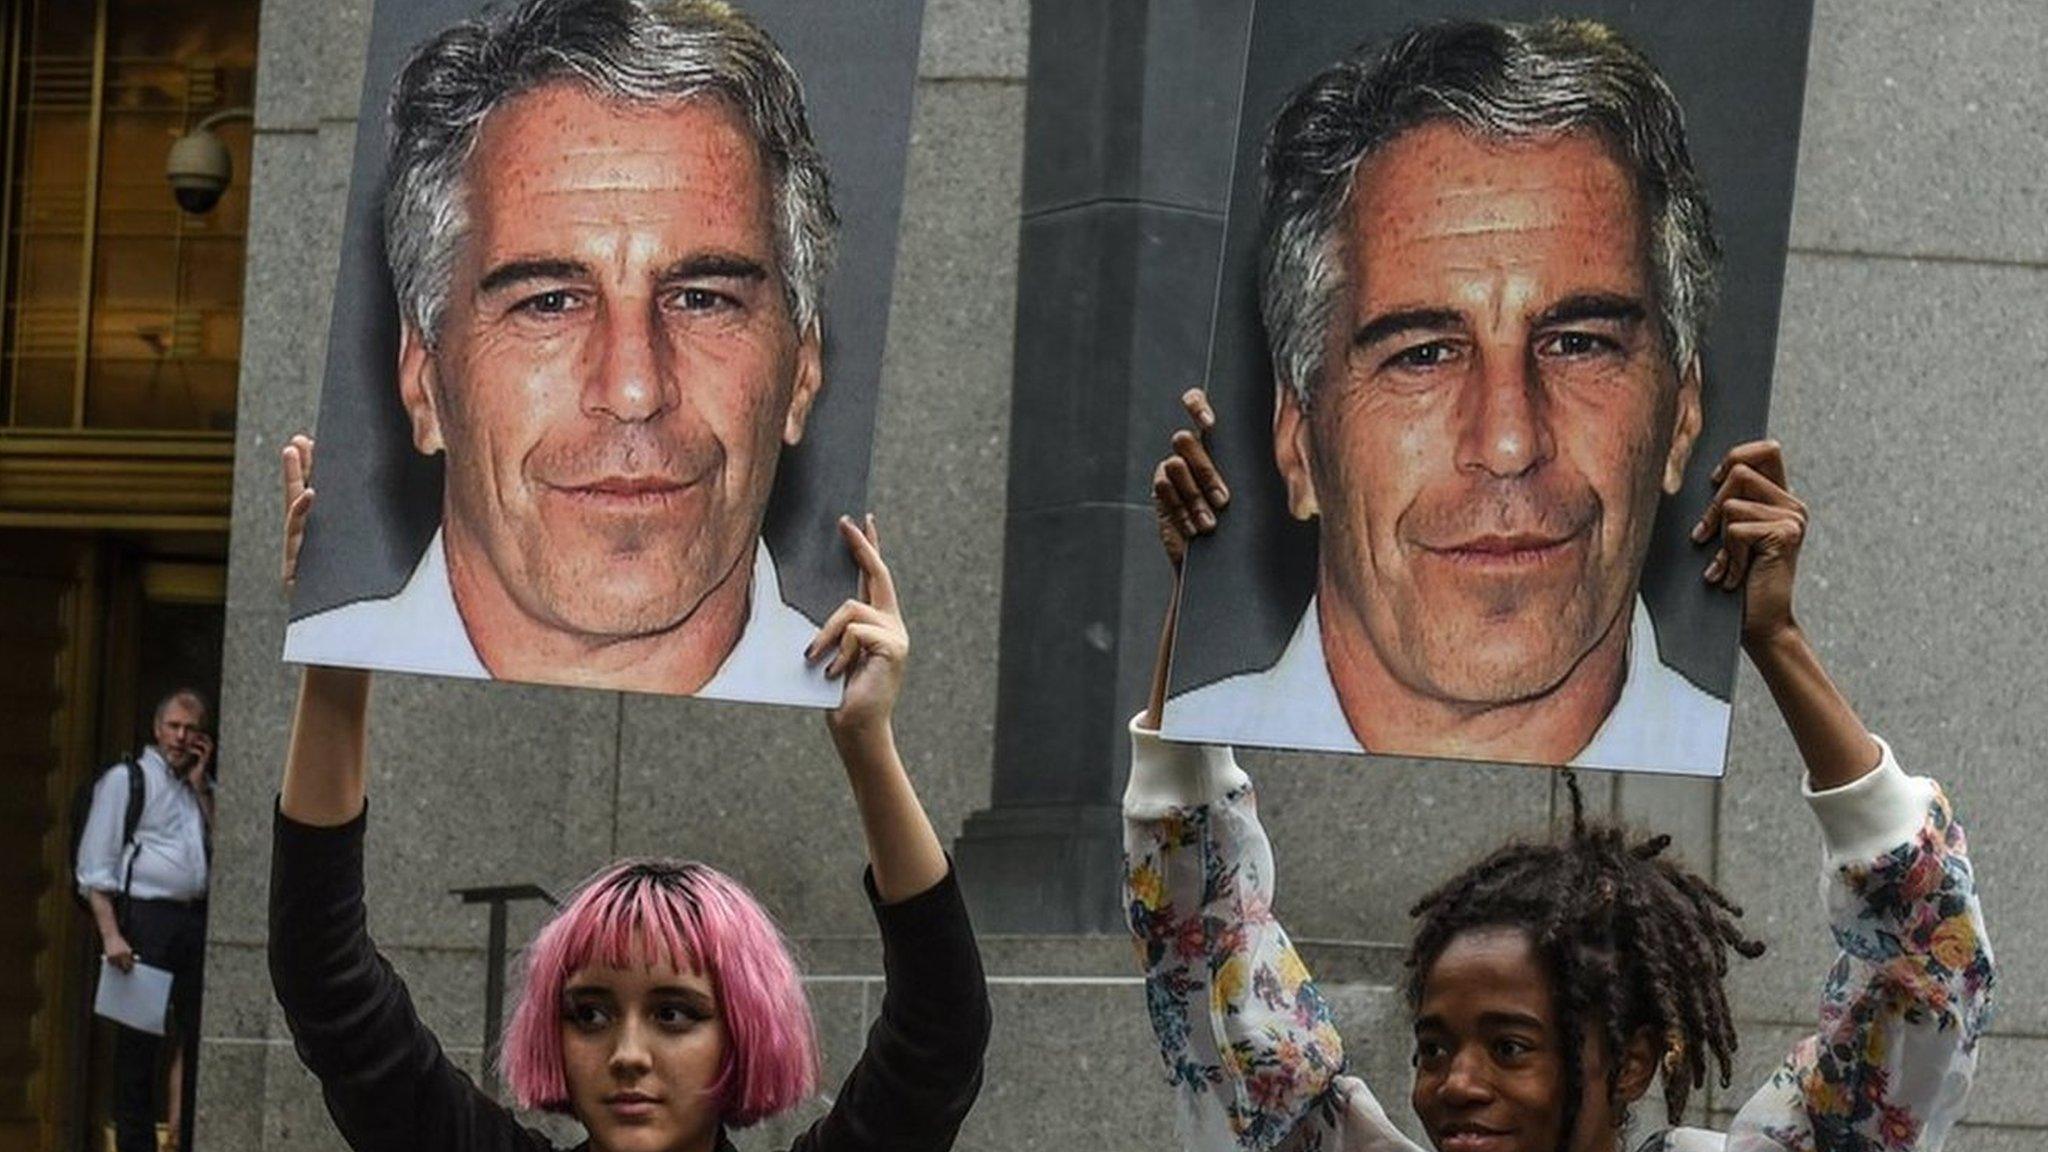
809;514;948;902
1696;439;1879;789
1146;388;1227;728
1700;441;1995;1151
277;434;373;827
1126;390;1361;1152
267;435;537;1151
791;515;989;1152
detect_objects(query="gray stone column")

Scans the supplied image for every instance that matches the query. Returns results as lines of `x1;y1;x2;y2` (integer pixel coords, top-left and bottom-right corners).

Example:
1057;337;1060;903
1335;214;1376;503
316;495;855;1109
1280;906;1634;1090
954;0;1252;933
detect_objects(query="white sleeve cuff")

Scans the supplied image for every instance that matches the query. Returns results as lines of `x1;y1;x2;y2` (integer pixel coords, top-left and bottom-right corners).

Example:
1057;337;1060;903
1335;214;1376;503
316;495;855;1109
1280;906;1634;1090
1803;734;1937;866
1124;712;1251;818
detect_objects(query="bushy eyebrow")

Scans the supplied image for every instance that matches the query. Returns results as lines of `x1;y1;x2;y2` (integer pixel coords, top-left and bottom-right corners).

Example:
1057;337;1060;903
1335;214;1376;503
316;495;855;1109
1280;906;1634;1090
656;253;769;285
1351;307;1464;351
477;254;770;298
1534;292;1646;329
478;258;589;297
1350;294;1648;353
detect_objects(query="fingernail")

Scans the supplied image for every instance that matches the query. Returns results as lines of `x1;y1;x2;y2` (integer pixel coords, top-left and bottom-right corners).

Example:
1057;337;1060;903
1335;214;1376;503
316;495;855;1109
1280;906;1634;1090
1212;486;1230;506
1690;520;1707;541
1197;510;1215;530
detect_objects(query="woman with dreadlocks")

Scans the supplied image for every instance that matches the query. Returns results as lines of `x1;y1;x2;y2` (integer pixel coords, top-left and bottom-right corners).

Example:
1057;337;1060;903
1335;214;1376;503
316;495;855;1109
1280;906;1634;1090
1127;392;1993;1152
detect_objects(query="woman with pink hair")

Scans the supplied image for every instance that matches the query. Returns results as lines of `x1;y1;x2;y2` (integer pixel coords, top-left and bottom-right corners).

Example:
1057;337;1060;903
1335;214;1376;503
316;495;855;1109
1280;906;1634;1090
268;436;989;1152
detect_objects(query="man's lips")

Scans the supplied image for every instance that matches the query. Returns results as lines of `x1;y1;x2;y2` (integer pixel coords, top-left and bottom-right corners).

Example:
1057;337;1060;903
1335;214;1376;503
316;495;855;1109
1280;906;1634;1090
1420;531;1579;568
544;475;696;505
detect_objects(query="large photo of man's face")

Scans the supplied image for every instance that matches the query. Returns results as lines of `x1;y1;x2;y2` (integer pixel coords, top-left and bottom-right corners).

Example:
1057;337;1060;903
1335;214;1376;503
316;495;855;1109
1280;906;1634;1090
284;0;924;705
1162;1;1812;774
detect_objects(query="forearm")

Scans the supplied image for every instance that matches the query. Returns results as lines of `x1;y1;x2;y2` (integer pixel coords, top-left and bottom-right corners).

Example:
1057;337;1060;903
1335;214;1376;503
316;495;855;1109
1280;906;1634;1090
832;721;947;904
86;889;123;945
1144;572;1182;730
1124;722;1343;1151
1745;623;1881;791
1733;779;1993;1147
280;665;372;826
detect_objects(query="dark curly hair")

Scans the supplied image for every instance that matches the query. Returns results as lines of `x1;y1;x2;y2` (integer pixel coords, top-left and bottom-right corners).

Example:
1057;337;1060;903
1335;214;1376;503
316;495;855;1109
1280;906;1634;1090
1404;771;1765;1150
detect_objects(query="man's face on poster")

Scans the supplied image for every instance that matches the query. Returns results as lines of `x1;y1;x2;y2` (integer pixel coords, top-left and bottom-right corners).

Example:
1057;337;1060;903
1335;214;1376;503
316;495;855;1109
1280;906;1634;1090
397;82;822;641
1274;121;1702;706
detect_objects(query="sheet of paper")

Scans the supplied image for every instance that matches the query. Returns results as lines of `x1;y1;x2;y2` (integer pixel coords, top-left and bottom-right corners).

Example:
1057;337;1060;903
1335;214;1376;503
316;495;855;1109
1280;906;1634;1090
94;957;171;1034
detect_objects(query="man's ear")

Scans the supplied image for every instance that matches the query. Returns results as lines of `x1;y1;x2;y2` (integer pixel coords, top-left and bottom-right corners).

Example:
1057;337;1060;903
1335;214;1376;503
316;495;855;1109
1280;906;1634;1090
397;322;446;456
781;321;824;446
1662;354;1704;495
1615;1028;1662;1107
1273;382;1321;520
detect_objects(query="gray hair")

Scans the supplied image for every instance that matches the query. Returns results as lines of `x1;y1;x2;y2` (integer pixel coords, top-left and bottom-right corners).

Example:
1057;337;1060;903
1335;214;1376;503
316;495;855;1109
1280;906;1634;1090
154;688;211;727
1260;19;1720;404
384;0;837;346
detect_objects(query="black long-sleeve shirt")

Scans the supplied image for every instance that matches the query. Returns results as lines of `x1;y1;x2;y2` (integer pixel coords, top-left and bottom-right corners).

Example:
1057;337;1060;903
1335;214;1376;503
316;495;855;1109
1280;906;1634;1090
268;806;990;1152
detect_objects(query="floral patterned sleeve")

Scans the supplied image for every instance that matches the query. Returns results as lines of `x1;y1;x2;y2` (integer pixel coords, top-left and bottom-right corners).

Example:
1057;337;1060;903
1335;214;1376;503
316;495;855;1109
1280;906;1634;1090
1727;741;1996;1152
1122;721;1349;1152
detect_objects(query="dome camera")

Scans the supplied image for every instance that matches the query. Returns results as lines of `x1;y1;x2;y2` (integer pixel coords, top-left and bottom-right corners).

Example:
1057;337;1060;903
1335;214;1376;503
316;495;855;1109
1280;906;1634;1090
166;130;234;215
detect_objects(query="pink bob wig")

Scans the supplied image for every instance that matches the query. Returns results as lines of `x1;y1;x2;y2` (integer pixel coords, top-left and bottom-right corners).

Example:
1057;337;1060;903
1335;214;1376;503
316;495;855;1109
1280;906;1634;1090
501;858;820;1125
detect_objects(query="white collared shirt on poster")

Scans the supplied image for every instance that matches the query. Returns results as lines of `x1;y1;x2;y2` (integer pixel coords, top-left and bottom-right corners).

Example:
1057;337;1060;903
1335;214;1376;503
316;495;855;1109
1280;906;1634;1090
74;745;209;902
282;532;838;707
1163;594;1730;774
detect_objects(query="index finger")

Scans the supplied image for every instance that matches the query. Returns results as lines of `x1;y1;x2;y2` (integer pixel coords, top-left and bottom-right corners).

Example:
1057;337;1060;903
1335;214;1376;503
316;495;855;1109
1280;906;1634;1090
1710;439;1786;489
1181;387;1215;433
840;514;897;613
856;513;880;602
1171;429;1228;505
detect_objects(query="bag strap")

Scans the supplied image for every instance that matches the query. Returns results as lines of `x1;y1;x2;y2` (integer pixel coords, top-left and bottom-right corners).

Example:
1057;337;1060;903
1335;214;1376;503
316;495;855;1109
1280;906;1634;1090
118;759;144;902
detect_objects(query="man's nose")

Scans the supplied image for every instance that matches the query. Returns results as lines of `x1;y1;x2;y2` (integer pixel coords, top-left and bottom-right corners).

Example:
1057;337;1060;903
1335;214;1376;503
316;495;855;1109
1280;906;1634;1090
584;304;677;423
1454;347;1554;479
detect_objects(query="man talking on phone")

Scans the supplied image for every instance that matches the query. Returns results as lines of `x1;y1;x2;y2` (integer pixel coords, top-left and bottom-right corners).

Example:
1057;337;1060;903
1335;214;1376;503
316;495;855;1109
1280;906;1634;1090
76;688;213;1152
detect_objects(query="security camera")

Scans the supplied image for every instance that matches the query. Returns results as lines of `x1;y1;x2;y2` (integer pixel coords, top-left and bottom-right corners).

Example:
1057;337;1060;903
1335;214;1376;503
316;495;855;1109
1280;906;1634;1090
166;130;234;215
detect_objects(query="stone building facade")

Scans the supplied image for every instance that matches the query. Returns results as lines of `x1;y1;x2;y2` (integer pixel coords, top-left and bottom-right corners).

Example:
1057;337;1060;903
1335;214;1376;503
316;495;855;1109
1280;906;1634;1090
199;1;2046;1148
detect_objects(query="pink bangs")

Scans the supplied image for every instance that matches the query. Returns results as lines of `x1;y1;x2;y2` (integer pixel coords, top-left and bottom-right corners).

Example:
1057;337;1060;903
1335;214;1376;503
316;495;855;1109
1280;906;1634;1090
501;859;819;1126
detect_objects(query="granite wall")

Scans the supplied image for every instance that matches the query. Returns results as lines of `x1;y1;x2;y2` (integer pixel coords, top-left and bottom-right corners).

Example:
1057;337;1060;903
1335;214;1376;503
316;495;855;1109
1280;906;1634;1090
198;0;2045;1148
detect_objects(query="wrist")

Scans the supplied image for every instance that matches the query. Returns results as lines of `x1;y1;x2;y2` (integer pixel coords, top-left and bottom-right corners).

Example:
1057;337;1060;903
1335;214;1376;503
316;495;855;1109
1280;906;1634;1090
1741;618;1807;664
829;716;897;765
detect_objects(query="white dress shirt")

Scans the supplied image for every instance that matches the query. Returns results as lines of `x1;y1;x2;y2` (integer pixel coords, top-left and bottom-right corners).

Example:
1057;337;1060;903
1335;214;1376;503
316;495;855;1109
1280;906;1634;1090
283;532;837;707
1163;594;1730;774
74;746;209;902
